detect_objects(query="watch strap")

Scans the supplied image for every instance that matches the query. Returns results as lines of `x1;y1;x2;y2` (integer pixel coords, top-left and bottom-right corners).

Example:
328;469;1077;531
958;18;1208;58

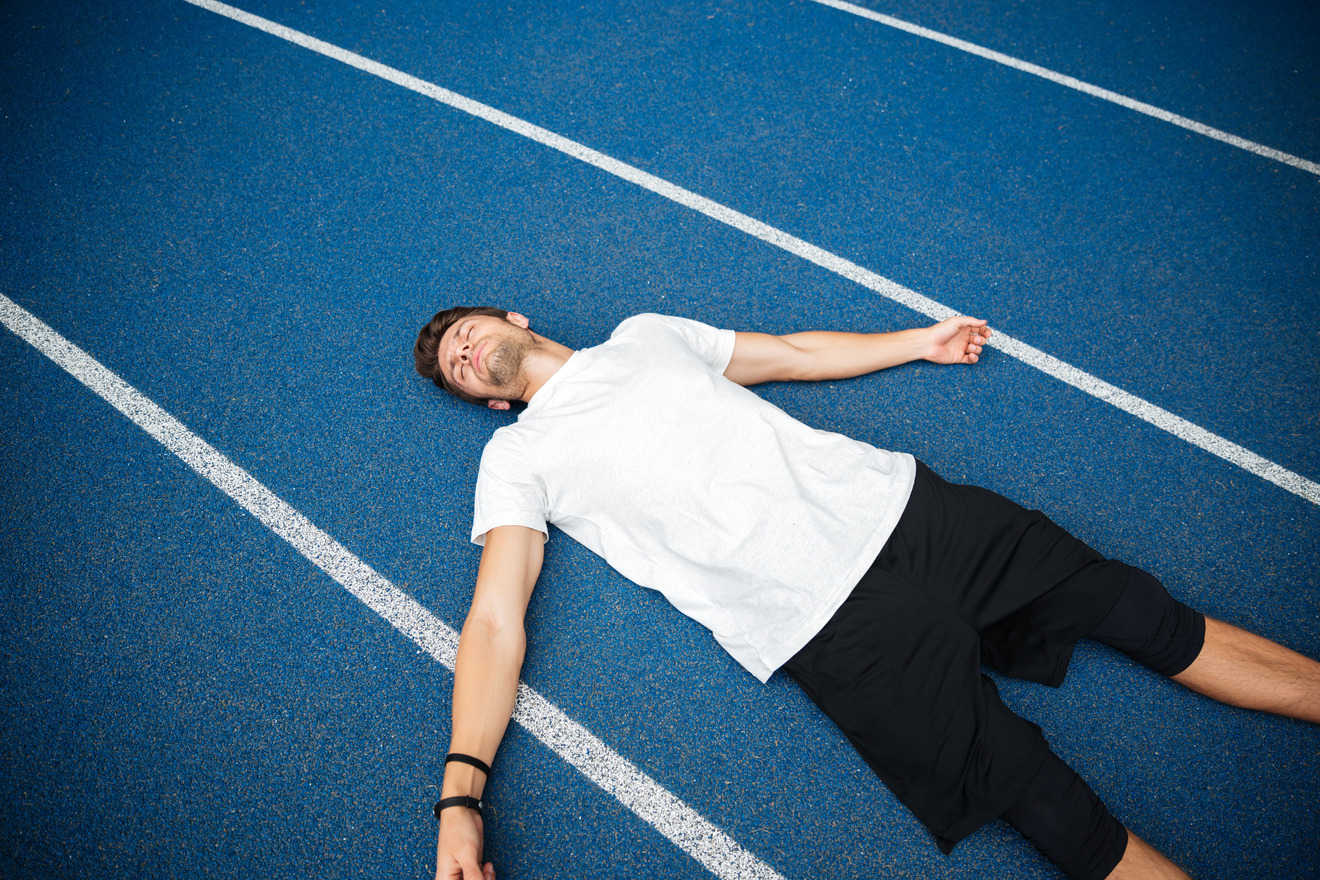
434;796;483;819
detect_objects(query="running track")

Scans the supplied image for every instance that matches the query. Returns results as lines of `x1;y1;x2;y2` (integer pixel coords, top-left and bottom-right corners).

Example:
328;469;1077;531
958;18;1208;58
2;1;1317;878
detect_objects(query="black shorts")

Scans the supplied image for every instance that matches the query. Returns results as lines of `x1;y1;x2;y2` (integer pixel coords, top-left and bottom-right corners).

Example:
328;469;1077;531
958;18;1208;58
784;460;1136;852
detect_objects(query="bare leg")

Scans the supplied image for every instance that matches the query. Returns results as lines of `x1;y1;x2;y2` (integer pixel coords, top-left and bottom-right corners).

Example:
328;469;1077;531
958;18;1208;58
1106;832;1190;879
1172;617;1320;723
1097;618;1317;878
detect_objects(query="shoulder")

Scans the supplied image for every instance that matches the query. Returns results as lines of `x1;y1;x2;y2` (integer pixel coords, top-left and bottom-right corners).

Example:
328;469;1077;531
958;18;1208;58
479;424;530;469
612;313;730;342
610;312;666;338
609;313;735;371
475;427;546;500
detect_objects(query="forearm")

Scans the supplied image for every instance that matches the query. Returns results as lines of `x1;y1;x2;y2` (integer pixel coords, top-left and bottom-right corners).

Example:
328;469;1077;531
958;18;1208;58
442;618;526;799
434;526;541;880
725;317;989;386
777;327;931;380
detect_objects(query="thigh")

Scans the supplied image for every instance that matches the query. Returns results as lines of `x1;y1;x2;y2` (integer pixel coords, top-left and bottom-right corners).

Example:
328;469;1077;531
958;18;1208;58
894;461;1128;685
784;566;1048;853
891;462;1104;624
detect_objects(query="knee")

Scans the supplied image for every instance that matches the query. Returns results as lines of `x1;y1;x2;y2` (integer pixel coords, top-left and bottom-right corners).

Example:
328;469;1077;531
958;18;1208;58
1087;568;1206;677
1002;750;1128;880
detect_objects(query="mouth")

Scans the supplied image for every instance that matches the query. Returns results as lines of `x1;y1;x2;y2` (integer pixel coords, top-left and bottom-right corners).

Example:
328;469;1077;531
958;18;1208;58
473;342;485;373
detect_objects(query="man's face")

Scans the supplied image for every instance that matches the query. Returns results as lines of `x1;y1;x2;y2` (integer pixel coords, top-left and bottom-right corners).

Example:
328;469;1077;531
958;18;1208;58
437;313;535;403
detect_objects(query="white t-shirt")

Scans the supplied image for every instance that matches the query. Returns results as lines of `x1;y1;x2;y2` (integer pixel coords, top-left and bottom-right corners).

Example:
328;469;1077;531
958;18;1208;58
471;314;915;681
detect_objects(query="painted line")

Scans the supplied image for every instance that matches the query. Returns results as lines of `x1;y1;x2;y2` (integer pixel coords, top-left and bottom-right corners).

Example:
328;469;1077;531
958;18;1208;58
0;293;787;880
810;0;1320;177
180;0;1320;506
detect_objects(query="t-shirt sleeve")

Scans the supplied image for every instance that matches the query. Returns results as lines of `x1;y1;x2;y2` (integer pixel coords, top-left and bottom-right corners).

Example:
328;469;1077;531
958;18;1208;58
617;314;736;373
470;434;550;546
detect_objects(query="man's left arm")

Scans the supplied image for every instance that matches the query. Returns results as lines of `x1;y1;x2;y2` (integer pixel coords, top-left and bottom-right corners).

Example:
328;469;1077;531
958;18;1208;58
722;316;991;386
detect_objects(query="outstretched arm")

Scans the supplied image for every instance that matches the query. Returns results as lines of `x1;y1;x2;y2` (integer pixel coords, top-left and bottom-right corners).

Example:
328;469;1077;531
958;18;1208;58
722;316;990;386
435;525;544;880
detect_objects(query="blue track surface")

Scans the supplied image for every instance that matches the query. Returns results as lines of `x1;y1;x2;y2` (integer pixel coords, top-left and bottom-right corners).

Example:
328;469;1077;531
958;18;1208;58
2;1;1318;878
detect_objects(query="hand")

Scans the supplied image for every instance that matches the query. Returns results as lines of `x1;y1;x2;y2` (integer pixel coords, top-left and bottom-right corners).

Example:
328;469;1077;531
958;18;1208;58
924;316;991;365
435;808;495;880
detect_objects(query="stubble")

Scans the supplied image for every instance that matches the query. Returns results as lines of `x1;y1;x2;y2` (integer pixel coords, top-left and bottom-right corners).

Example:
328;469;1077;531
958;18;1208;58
484;327;537;391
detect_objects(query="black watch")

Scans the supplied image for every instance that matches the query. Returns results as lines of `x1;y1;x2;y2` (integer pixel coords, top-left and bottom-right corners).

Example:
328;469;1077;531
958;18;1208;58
434;796;483;819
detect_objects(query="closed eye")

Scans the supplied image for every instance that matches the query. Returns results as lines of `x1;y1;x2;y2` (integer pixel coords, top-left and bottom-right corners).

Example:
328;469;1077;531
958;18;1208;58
452;322;474;382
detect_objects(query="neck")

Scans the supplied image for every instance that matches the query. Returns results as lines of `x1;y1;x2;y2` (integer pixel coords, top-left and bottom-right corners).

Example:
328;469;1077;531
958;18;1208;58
517;333;574;403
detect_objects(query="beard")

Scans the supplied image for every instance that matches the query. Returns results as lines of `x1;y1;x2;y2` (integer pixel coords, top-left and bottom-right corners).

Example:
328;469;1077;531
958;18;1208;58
483;328;536;391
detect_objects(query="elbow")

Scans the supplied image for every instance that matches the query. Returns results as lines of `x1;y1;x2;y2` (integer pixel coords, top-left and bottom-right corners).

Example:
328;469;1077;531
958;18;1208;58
787;355;829;382
775;341;819;382
461;607;527;648
457;615;528;675
791;362;827;382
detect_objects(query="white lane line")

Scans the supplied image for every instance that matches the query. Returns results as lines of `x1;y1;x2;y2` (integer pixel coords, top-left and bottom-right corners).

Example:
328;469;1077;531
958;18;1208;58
180;0;1320;506
810;0;1320;177
0;293;787;880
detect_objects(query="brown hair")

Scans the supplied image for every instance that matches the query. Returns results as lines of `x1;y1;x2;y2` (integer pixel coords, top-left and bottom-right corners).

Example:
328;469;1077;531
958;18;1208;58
414;305;509;404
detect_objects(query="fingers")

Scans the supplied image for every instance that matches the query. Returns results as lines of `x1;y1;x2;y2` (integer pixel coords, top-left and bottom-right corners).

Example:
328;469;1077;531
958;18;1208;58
437;813;490;880
461;861;494;880
957;316;991;333
453;858;490;880
963;319;989;364
950;316;992;344
931;316;991;365
439;856;485;880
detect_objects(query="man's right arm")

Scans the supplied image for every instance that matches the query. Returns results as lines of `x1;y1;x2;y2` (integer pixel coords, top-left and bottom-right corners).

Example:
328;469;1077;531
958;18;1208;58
435;525;544;880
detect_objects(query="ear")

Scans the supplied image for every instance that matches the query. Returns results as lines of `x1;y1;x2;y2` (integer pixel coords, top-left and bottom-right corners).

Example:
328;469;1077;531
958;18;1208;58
487;399;512;411
505;311;530;329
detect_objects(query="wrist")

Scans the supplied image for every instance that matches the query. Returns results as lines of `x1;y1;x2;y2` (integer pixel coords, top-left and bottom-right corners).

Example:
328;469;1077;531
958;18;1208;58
434;795;483;819
440;751;491;800
920;325;947;362
441;766;487;799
